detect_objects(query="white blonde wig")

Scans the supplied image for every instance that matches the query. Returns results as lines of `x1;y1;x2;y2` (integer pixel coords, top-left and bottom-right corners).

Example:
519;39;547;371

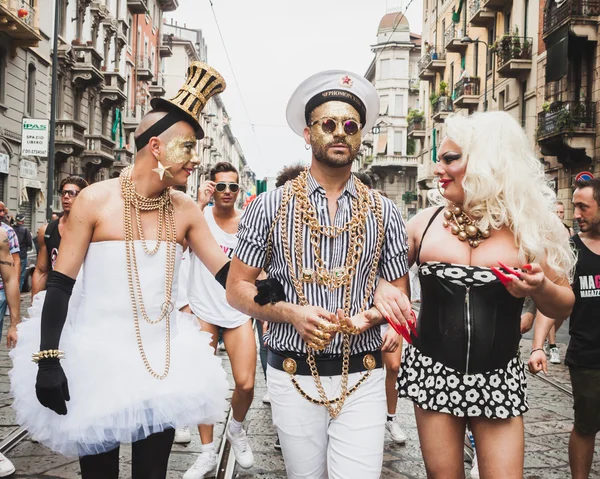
444;111;576;281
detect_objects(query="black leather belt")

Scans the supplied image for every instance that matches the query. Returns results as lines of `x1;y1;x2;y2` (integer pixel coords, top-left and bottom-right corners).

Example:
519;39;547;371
268;348;382;376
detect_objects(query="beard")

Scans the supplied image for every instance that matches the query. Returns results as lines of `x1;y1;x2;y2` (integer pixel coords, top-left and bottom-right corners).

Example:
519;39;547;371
312;138;358;168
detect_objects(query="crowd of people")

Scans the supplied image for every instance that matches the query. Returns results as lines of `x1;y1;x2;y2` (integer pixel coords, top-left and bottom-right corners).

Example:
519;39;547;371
0;60;594;479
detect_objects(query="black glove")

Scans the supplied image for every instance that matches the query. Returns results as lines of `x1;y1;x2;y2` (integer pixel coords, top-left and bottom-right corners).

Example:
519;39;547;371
35;271;75;415
35;358;70;415
214;261;231;289
254;278;286;305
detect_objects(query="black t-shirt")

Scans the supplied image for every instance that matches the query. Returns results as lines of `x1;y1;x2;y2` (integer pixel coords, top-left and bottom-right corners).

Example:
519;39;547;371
566;234;600;368
43;219;61;270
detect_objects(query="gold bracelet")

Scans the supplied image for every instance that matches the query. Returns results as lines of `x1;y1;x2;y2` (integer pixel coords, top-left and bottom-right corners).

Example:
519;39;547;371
31;349;65;363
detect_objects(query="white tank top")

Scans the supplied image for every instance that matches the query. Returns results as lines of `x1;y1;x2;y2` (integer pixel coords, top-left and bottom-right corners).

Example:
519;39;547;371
187;206;249;328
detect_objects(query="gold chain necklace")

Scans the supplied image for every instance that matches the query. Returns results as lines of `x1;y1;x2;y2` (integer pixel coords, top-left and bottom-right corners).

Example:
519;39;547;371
120;166;177;380
443;203;490;248
267;170;384;418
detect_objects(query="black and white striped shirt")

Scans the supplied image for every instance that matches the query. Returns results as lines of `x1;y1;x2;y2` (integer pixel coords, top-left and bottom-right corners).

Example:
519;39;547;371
235;173;409;356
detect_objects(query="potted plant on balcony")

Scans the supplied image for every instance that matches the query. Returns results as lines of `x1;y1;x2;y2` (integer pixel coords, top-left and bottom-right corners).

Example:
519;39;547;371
408;109;425;130
522;38;532;59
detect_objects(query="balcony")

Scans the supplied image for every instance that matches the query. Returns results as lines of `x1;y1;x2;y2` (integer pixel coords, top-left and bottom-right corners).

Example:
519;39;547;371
100;72;127;107
453;77;481;110
418;51;446;80
369;155;419;168
444;24;468;53
127;0;148;14
123;106;145;132
537;101;596;166
544;0;600;39
408;78;420;95
159;34;173;57
82;134;116;168
136;55;153;81
432;96;453;123
55;120;87;159
417;163;437;190
407;121;425;139
482;0;511;12
0;0;42;47
469;0;495;27
117;19;128;46
156;0;178;12
71;44;104;88
492;36;533;78
149;75;166;98
113;147;134;170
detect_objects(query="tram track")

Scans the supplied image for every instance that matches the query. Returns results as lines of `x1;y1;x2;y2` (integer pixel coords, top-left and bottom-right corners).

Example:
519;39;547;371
526;369;573;398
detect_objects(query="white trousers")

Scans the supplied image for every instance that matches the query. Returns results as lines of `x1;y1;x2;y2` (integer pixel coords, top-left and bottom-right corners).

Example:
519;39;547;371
267;365;386;479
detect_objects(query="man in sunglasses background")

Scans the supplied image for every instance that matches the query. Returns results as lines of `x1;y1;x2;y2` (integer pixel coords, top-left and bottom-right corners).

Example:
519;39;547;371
176;161;256;477
32;176;88;297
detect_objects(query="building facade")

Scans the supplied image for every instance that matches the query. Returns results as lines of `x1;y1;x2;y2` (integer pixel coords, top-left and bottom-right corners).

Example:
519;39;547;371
360;11;422;219
0;0;51;231
415;0;541;213
162;20;255;204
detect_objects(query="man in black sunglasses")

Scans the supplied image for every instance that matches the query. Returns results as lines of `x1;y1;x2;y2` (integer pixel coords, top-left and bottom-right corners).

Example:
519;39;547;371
32;176;89;297
177;161;257;476
228;70;412;478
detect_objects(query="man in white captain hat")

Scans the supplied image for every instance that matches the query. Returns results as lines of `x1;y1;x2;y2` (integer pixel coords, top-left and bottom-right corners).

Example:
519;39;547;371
227;70;413;477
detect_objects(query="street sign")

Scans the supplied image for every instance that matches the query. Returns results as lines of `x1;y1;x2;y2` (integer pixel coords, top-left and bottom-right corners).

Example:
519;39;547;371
575;171;594;182
19;159;38;180
21;118;49;158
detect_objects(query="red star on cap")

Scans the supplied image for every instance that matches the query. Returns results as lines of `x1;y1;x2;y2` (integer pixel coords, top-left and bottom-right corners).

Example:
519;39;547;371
340;75;353;87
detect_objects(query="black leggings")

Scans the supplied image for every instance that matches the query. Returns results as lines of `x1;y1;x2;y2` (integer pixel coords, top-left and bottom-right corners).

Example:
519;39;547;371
79;429;175;479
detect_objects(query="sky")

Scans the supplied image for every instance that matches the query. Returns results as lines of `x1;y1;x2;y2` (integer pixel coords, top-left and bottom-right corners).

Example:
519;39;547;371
168;0;423;179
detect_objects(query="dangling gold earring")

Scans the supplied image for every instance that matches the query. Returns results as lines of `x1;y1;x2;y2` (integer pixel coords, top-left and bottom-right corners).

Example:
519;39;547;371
152;160;173;180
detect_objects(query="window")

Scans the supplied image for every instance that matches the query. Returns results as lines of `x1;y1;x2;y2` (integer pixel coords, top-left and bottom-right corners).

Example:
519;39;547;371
449;62;454;96
391;58;406;78
57;75;64;118
499;90;505;110
395;94;404;116
379;95;389;115
487;26;494;74
74;89;82;121
102;108;109;136
88;95;96;133
128;16;133;45
441;20;446;50
0;47;5;104
520;80;527;128
394;131;403;154
26;64;36;117
379;59;390;79
504;11;511;34
57;0;67;37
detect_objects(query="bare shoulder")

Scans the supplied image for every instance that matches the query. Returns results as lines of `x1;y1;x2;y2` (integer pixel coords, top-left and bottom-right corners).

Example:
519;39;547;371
409;206;443;227
37;223;48;237
170;189;197;210
78;178;120;203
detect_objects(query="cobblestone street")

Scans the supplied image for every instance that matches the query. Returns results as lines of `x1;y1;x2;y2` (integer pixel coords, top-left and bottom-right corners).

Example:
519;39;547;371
1;295;598;478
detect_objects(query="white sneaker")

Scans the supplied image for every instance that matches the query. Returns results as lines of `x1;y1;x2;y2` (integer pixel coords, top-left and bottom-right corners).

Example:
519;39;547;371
218;342;226;352
549;347;561;364
182;451;217;479
0;453;15;477
174;426;192;444
385;417;407;444
262;392;271;404
470;452;480;478
226;426;254;468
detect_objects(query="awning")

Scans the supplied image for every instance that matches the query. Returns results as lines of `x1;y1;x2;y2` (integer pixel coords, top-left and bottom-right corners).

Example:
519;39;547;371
546;25;569;83
376;134;388;155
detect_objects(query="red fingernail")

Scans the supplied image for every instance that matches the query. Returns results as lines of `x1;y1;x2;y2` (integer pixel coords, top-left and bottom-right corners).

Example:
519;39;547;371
523;264;532;270
491;267;513;286
498;261;522;279
399;324;413;345
407;319;418;338
385;316;403;336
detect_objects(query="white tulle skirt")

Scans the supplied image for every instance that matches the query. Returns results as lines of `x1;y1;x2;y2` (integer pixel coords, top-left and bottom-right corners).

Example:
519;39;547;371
9;292;229;457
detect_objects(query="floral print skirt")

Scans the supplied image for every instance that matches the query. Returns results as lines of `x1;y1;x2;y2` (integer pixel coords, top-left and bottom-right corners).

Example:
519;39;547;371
398;344;529;419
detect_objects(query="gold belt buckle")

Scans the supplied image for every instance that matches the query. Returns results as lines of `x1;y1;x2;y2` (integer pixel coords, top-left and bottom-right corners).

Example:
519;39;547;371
283;357;297;375
363;354;376;371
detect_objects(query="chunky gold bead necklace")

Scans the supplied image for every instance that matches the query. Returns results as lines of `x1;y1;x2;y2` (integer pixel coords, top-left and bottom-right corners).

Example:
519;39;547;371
443;204;490;248
120;165;177;380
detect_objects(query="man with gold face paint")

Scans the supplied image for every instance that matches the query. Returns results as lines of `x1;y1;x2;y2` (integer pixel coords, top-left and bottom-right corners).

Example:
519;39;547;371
9;62;231;478
227;71;413;478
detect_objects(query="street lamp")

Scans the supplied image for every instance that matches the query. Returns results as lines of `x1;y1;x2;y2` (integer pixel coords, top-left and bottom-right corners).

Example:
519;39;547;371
460;36;496;112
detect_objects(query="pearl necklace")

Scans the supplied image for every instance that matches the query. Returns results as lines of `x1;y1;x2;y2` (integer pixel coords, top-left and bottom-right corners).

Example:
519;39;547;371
443;204;490;248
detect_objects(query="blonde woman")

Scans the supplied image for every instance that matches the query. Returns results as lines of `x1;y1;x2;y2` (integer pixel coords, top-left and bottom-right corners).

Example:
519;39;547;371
377;111;575;478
